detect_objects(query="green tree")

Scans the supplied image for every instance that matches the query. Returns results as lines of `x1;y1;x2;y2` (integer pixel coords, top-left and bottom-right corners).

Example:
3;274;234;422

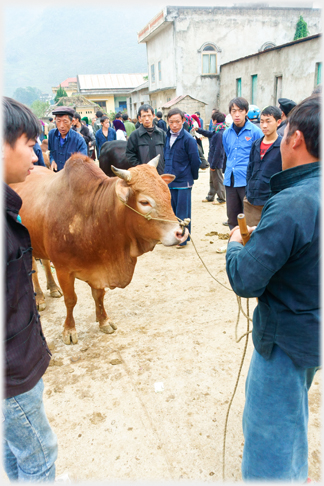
30;100;50;118
294;16;309;41
54;85;68;104
12;86;43;106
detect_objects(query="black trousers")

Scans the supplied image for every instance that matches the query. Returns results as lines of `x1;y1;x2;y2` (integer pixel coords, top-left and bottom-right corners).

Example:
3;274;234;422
225;184;246;230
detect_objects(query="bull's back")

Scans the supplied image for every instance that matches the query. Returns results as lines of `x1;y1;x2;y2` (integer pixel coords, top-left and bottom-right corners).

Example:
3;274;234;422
99;140;130;177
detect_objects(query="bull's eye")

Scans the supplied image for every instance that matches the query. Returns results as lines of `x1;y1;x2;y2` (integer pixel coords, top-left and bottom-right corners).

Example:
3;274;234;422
139;201;150;206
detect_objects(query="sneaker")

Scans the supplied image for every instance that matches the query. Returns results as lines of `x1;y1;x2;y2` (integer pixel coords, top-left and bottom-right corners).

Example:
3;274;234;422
202;198;213;202
222;221;229;226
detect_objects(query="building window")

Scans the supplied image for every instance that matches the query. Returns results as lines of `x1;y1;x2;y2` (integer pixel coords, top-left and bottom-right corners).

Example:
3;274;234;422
158;61;162;81
275;76;282;104
315;62;322;86
251;75;258;105
151;64;155;83
202;45;217;75
236;78;242;97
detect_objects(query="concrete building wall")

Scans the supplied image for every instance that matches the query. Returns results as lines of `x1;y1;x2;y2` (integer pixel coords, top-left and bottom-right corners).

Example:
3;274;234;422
150;89;177;113
219;36;321;113
147;23;176;93
127;89;150;119
161;97;207;123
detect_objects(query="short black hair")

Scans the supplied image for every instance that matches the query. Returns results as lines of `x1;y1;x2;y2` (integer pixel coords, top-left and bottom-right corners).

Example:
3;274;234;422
261;106;282;121
195;111;200;116
49;117;53;121
73;112;81;122
122;114;128;121
312;84;322;95
96;110;103;118
115;112;122;118
100;116;109;123
138;104;154;116
156;111;163;118
286;94;320;159
228;97;249;113
167;107;184;120
211;111;225;123
3;96;41;147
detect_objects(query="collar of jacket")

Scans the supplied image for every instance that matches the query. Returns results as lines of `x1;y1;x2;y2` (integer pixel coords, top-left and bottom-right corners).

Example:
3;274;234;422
5;183;22;214
54;128;70;141
138;124;160;137
255;134;282;150
229;119;255;134
270;161;320;195
166;127;184;139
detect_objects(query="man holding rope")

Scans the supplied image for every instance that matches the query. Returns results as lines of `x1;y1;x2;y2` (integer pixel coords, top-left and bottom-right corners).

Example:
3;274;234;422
225;94;320;482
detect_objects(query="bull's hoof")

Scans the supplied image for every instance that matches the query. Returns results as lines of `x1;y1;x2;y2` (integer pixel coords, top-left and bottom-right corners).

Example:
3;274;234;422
37;301;46;312
62;329;78;345
99;324;116;334
49;287;63;298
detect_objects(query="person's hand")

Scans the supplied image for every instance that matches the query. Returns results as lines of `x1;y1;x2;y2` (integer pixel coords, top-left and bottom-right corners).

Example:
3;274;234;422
229;225;256;244
210;168;215;171
51;161;57;172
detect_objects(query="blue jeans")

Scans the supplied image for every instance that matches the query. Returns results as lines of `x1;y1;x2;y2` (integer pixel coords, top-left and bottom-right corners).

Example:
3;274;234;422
242;345;318;481
2;378;58;482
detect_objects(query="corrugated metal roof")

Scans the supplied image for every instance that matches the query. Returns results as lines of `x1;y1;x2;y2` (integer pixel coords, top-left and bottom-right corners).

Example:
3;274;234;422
78;73;147;90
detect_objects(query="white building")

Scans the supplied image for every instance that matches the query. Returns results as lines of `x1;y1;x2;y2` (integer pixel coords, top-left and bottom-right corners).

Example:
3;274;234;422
138;5;321;123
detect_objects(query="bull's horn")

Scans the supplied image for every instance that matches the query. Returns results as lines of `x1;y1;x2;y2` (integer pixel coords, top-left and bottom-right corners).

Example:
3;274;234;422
147;155;160;168
111;166;132;182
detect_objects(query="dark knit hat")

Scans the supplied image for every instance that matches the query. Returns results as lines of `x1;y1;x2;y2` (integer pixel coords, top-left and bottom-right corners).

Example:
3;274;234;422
278;98;297;116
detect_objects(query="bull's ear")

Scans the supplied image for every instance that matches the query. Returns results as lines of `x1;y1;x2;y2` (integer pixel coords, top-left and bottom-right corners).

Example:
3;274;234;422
115;179;131;203
161;173;175;185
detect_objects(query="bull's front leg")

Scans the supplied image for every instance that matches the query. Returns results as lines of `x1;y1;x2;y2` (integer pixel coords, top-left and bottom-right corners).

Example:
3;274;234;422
90;287;117;335
55;269;78;345
42;259;63;298
32;257;46;311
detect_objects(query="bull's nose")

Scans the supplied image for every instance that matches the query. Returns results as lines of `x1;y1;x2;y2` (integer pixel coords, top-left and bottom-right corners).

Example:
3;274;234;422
175;227;189;243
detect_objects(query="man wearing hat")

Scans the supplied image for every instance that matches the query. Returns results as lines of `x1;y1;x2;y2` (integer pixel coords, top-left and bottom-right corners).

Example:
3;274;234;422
277;98;297;136
48;106;88;172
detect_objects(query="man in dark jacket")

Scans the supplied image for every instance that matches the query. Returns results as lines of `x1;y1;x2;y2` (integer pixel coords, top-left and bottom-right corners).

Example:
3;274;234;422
195;111;226;204
48;106;87;171
163;107;201;247
156;111;167;133
126;104;166;175
244;105;283;226
226;94;320;482
277;98;296;136
3;97;58;481
72;111;93;154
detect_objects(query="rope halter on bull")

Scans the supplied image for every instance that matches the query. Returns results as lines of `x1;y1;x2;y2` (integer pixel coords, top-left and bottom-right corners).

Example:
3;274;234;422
111;156;190;236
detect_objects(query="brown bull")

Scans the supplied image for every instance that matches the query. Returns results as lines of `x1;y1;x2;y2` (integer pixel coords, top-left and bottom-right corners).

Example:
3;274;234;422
11;153;188;344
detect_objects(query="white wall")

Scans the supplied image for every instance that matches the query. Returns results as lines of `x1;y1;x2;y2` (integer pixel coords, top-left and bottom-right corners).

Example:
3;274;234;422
146;23;176;93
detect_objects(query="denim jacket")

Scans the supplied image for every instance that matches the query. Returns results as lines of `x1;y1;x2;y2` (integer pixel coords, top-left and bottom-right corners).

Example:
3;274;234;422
222;120;263;187
226;162;320;368
48;128;87;171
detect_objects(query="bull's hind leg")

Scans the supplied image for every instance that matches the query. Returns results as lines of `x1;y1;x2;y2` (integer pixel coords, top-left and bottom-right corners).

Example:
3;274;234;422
32;257;46;311
55;270;78;345
90;287;117;334
42;259;63;298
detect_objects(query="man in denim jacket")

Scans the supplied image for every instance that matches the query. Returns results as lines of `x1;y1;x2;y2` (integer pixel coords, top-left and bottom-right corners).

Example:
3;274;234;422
3;97;58;481
226;94;320;481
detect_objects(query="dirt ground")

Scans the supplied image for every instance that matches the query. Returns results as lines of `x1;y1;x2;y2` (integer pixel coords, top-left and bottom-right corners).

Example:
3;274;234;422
4;140;321;483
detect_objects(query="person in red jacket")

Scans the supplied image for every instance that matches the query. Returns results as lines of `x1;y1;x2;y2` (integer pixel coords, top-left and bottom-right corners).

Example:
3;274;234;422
3;97;58;482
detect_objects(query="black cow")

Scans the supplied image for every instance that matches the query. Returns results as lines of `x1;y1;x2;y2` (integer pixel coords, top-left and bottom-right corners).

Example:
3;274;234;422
98;140;131;177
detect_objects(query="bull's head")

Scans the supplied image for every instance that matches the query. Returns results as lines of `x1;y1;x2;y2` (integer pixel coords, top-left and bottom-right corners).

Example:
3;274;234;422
111;156;188;249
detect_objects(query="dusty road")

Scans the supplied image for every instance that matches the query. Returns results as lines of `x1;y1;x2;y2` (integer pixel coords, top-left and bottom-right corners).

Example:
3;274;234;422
3;141;321;483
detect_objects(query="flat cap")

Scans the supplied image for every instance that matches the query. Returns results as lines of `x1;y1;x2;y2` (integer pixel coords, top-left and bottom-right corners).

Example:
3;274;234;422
278;98;297;116
52;106;75;117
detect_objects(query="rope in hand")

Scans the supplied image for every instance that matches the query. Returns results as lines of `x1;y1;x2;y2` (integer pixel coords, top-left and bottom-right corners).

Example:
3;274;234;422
118;196;253;480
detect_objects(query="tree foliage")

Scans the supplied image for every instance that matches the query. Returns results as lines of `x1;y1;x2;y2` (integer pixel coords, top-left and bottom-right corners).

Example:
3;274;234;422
54;85;68;104
12;86;43;106
30;100;50;118
294;16;309;41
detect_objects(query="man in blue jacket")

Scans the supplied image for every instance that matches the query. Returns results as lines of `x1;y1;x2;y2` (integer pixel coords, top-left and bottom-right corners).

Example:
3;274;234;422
226;94;320;482
222;97;263;229
164;107;201;248
48;106;87;171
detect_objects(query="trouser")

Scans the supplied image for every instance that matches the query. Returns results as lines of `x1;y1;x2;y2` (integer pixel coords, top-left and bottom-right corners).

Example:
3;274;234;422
225;184;246;229
243;196;264;227
242;345;318;481
197;144;209;169
3;378;58;482
206;169;226;202
170;188;192;245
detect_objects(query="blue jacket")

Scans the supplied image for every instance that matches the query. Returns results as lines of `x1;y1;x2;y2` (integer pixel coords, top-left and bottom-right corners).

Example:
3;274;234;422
157;119;167;133
226;162;320;368
48;128;87;171
246;135;282;206
95;127;116;156
222;120;263;187
33;142;46;167
197;128;226;170
164;128;201;188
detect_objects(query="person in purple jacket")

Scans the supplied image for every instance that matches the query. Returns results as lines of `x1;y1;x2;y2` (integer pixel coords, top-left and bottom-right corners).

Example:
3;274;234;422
3;97;58;482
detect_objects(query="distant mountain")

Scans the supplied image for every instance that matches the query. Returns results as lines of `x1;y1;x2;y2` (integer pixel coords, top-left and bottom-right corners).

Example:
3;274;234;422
4;6;159;97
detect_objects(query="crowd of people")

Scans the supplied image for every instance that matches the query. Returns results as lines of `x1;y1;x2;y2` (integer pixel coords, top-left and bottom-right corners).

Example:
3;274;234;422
3;81;321;483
